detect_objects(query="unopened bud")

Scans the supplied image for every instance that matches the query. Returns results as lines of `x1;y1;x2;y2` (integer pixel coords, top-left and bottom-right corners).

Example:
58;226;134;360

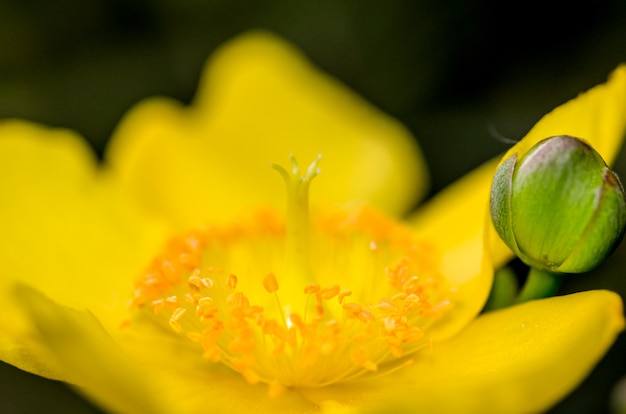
490;135;626;273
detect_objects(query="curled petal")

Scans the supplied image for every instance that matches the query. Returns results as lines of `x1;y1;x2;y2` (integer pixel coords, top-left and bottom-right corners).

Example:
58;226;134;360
12;284;172;414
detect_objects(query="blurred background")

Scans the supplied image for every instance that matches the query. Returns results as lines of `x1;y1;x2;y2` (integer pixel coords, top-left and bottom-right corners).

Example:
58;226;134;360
1;0;626;412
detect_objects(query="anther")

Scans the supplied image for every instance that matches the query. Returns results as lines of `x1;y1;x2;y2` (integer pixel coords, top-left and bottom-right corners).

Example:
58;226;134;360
169;307;187;333
263;273;279;293
188;275;204;290
171;307;186;320
198;296;215;307
338;289;352;304
152;299;165;316
227;292;249;309
226;274;238;290
402;276;422;293
162;260;178;281
179;253;199;267
304;284;320;294
320;285;340;300
131;196;453;389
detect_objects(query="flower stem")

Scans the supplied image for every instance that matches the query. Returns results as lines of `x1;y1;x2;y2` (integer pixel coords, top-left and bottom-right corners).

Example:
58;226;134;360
483;267;519;311
515;267;564;304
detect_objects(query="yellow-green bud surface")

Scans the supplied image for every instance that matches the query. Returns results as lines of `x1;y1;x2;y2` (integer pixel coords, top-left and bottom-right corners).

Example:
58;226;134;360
490;135;626;273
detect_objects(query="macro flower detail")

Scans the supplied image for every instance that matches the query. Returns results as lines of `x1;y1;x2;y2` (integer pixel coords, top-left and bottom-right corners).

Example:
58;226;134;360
130;157;453;392
0;32;625;414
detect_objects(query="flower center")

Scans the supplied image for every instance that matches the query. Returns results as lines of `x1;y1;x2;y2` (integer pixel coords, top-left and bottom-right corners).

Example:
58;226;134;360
130;157;453;394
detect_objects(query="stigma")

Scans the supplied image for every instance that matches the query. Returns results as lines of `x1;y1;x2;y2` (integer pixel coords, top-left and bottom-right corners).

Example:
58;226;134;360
130;157;453;393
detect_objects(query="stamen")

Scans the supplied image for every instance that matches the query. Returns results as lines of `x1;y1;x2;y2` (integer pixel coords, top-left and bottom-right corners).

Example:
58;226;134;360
226;274;238;290
263;273;279;293
169;307;186;333
304;284;320;294
320;285;340;300
131;203;452;390
338;289;352;304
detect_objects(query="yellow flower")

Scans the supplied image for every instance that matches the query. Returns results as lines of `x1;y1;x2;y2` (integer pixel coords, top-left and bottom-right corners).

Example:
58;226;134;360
0;31;625;414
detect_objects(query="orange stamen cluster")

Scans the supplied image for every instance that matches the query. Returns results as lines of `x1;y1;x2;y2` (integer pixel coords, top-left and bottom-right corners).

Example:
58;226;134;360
131;207;452;389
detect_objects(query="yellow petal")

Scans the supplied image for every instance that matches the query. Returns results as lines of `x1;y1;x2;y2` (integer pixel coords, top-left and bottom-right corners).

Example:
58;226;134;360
114;312;320;414
0;120;167;376
107;31;427;228
12;284;172;414
154;367;320;414
0;120;166;315
132;356;319;414
10;282;320;414
409;158;500;341
411;157;500;283
503;64;626;167
304;290;624;414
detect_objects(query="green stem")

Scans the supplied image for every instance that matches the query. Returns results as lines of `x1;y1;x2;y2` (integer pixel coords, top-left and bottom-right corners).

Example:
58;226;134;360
483;267;519;311
515;267;564;304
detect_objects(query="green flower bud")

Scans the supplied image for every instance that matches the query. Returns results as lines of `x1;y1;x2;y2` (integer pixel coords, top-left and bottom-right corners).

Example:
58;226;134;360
490;135;626;273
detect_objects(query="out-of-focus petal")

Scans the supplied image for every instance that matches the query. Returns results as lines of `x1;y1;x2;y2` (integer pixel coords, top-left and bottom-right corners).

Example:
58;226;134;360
107;31;427;228
0;121;165;315
12;284;171;414
0;121;167;377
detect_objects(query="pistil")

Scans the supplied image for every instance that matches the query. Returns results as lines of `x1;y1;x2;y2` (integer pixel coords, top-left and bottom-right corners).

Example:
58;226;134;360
129;157;453;391
271;155;321;298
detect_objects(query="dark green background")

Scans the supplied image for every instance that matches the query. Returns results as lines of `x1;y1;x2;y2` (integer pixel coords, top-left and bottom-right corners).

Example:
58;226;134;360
1;0;626;412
